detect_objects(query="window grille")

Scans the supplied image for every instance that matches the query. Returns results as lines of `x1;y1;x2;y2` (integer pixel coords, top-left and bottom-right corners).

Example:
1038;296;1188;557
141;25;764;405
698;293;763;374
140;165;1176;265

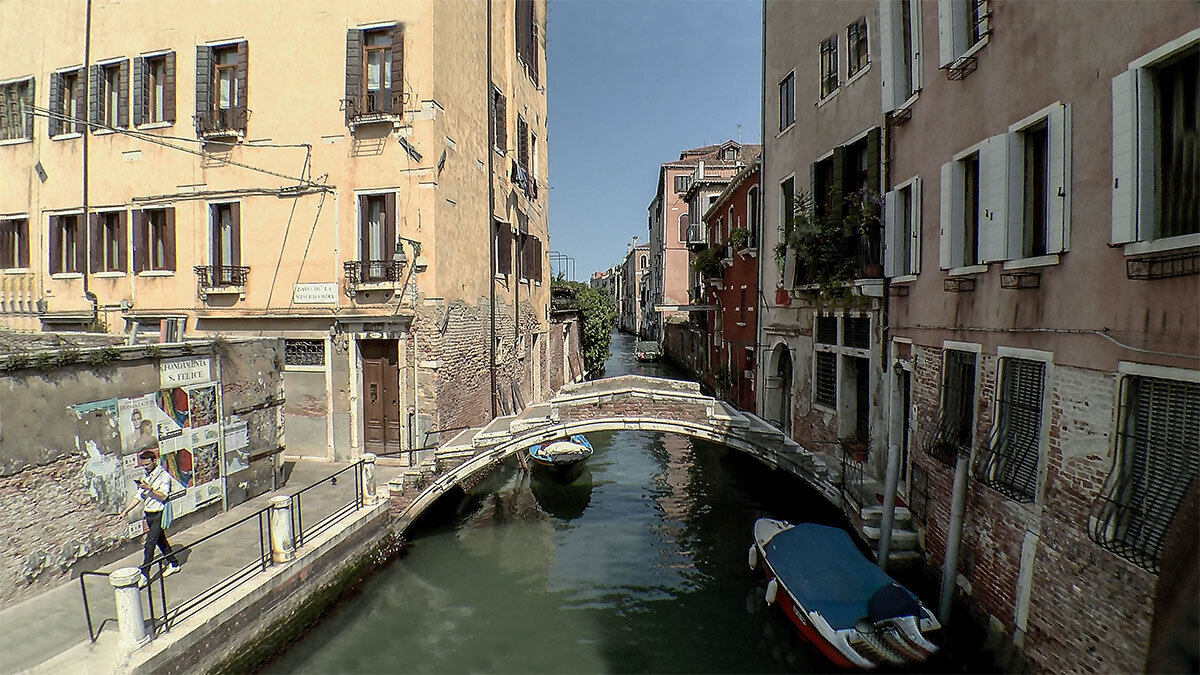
284;339;325;367
1089;375;1199;573
816;316;837;344
922;350;976;465
843;317;870;349
973;358;1044;502
814;352;837;408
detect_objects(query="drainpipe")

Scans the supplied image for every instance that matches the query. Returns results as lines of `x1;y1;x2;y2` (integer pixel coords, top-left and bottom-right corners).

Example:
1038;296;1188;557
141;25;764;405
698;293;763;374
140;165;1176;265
81;0;99;325
485;0;497;419
939;454;969;623
878;354;902;570
755;0;767;418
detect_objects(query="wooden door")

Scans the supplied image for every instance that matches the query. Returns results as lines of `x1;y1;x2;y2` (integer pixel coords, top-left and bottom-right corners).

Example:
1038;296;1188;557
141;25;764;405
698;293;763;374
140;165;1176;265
361;340;401;454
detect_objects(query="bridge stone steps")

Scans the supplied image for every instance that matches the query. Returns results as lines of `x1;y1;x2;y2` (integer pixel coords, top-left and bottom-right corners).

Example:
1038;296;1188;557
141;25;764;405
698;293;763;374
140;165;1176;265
861;526;920;551
861;505;913;528
708;401;750;429
442;427;482;452
473;415;518;447
510;403;555;433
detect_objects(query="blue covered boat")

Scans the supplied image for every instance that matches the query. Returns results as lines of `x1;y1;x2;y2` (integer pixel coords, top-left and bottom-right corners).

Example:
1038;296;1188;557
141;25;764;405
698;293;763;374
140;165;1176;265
749;519;940;669
527;434;593;483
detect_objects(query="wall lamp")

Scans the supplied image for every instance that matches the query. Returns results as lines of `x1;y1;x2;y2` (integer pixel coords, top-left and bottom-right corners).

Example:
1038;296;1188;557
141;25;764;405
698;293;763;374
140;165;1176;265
393;237;427;271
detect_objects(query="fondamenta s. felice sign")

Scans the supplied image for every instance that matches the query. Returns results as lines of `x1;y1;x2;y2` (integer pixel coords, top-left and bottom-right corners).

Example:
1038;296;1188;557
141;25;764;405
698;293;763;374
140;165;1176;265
292;283;339;304
160;357;212;388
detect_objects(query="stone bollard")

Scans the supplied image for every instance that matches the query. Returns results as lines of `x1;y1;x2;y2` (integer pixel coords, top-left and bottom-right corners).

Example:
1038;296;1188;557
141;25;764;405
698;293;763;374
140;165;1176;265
110;567;150;651
269;496;296;563
361;453;379;505
387;478;405;499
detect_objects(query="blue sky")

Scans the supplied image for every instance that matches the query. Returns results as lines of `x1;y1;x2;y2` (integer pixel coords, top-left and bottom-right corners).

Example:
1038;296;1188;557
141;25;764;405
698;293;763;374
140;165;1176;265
546;0;763;281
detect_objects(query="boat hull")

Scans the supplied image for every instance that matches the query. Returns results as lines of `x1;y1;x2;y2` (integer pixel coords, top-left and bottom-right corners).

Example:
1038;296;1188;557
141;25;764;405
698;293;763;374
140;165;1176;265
527;435;593;484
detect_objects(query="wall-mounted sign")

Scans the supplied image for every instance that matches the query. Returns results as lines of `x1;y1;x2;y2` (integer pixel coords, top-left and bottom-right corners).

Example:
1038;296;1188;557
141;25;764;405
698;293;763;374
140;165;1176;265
160;357;212;388
293;283;339;304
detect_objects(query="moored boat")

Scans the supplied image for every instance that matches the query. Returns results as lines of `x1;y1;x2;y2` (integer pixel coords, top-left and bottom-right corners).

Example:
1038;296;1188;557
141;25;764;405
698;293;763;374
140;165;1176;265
526;434;593;483
634;340;662;362
749;519;940;669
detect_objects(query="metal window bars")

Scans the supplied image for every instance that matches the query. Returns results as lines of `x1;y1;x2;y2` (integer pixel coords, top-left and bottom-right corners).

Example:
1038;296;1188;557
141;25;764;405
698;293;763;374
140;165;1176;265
815;316;838;345
1088;375;1200;573
922;350;977;466
972;358;1044;502
814;351;838;408
284;339;326;367
843;316;870;350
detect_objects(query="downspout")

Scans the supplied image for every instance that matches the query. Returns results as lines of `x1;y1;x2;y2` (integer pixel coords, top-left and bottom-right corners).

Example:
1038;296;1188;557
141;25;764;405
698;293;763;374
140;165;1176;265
486;0;498;419
81;0;98;324
755;0;767;417
940;453;970;623
877;114;899;568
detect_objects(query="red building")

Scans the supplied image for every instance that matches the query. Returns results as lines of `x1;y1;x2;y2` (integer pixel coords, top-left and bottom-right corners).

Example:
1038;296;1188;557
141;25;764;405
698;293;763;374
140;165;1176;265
698;161;760;411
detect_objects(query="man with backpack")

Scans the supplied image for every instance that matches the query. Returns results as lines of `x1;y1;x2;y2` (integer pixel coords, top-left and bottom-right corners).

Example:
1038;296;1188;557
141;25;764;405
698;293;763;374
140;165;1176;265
120;450;183;586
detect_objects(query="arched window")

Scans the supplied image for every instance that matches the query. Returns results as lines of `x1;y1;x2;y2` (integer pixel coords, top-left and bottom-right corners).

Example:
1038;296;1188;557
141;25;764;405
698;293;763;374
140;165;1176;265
639;254;647;270
747;185;760;246
678;213;690;242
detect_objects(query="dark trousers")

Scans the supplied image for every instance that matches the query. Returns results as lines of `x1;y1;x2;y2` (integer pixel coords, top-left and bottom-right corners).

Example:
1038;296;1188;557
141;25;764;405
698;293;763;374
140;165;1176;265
141;510;180;577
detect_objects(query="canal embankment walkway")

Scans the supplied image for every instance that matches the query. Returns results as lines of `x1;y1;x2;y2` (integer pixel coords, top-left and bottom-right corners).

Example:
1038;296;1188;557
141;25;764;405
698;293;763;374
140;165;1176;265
0;458;405;675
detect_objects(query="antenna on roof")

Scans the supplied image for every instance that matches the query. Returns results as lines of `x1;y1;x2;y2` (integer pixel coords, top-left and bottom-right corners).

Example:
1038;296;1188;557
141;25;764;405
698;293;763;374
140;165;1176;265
737;123;742;145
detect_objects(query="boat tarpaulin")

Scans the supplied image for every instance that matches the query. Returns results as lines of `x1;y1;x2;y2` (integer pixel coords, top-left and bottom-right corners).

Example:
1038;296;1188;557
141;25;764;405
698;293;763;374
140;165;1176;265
764;523;926;630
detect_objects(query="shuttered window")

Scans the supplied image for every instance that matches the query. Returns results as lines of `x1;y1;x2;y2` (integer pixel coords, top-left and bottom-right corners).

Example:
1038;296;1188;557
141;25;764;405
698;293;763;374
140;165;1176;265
49;214;85;275
345;25;405;124
133;208;175;273
196;42;248;134
521;234;543;282
49;69;84;137
210;203;242;270
491;85;506;152
515;0;539;86
814;351;837;408
0;77;35;141
0;218;29;269
89;211;127;273
923;349;977;465
847;17;869;78
973;358;1044;502
779;71;795;131
93;61;129;129
133;53;175;126
819;36;838;99
495;220;512;276
1090;375;1199;573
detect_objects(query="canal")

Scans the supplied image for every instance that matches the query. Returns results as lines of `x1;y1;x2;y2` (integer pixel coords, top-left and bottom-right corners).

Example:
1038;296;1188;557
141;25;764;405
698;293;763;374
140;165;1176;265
264;331;976;673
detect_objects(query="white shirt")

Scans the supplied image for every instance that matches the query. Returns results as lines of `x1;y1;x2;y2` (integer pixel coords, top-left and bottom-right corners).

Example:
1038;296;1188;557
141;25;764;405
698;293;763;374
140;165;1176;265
138;466;175;513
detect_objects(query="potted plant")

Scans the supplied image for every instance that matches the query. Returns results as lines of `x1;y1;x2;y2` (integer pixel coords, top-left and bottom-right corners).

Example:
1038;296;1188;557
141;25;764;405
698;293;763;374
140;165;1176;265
840;436;870;463
729;227;750;251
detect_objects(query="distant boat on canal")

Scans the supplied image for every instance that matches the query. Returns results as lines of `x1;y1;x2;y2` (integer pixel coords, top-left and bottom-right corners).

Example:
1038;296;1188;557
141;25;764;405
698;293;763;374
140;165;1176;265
526;434;593;483
749;518;940;669
634;340;662;362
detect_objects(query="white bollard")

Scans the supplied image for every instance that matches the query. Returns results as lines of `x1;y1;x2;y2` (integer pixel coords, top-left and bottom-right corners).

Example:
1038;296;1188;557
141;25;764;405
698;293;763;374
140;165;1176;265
110;567;150;650
269;496;296;563
361;453;379;505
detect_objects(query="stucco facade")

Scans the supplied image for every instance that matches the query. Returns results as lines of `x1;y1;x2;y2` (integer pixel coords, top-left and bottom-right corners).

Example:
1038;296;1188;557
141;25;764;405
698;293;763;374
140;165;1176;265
0;0;551;463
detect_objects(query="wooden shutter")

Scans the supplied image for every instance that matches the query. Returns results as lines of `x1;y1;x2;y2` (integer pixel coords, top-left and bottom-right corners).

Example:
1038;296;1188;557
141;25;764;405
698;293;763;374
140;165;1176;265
911;177;923;274
496;220;511;275
358;195;370;261
132;210;148;272
1046;103;1069;254
979;133;1009;262
48;217;62;275
345;29;363;124
518;116;529;171
867;127;881;194
936;0;956;67
89;65;103;127
532;236;542;282
132;57;146;126
163;208;176;270
384;193;397;257
73;218;86;272
516;0;531;64
495;90;507;152
234;42;248;130
883;188;900;277
530;19;540;86
879;0;898;113
1111;69;1137;244
0;221;11;268
939;162;954;269
194;46;212;132
16;219;29;268
48;72;62;137
116;211;128;271
163;52;176;122
391;24;405;115
88;213;102;272
22;78;34;138
71;70;85;132
118;60;129;128
229;202;242;267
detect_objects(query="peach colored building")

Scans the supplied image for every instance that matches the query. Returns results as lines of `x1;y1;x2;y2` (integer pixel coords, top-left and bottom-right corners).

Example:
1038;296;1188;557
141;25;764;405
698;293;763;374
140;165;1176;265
0;0;550;463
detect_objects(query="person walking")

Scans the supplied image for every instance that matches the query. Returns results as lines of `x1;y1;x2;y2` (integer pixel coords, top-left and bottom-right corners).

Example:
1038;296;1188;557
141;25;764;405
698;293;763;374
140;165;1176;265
120;450;183;586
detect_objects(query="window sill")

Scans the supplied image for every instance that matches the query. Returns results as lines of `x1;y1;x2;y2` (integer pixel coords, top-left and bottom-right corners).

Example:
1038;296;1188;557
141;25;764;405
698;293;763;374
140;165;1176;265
92;271;127;278
50;273;84;280
889;274;918;284
92;128;118;136
812;402;837;416
0;137;32;147
136;121;174;130
960;36;990;62
137;270;175;277
1003;254;1060;271
51;132;83;141
775;122;796;138
844;63;872;88
1123;233;1200;256
948;264;987;277
3;268;32;275
815;90;840;108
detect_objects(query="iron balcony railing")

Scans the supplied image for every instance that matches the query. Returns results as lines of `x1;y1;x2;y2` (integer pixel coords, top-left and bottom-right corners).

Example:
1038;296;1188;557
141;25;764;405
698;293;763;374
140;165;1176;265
685;224;707;248
343;259;405;287
194;265;250;291
195;108;250;136
343;92;405;122
792;225;883;286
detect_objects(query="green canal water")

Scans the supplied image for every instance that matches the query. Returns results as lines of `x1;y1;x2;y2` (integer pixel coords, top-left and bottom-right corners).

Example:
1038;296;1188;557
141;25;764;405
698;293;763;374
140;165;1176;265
264;332;977;674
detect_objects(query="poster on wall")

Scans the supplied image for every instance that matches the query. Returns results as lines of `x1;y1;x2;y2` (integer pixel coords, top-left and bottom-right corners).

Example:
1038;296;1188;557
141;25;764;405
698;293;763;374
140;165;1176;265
223;418;251;475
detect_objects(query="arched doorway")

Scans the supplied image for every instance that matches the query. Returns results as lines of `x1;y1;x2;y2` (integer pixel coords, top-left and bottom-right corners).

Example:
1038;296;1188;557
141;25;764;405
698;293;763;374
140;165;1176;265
767;344;792;434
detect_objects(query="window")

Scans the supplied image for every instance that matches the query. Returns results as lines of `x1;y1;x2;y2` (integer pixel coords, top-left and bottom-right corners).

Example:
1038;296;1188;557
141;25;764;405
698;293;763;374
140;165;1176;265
880;0;922;112
49;214;85;274
134;53;175;126
1090;373;1199;573
847;17;869;78
747;185;760;247
90;211;127;273
133;208;175;272
364;30;393;109
1018;122;1048;257
284;339;326;367
923;349;977;464
940;147;990;269
0;218;29;269
973;358;1045;502
0;77;34;141
521;234;543;282
779;71;795;130
1006;103;1069;259
1112;41;1200;245
531;133;539;182
210;203;241;272
813;156;835;219
49;69;84;136
843;137;870;198
491;85;507;152
675;175;692;193
884;178;921;276
678;213;689;242
843;316;870;349
515;0;540;86
814;352;837;408
517;115;530;175
639;254;647;271
937;0;990;68
346;26;404;122
819;36;839;99
195;42;247;134
94;62;129;128
960;153;980;266
359;194;395;281
494;220;512;275
723;147;738;160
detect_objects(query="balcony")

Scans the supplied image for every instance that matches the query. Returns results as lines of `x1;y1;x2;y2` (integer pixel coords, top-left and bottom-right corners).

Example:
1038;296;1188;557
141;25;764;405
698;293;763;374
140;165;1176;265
343;92;405;128
792;224;882;287
194;265;249;300
685;224;707;250
195;108;249;140
343;259;406;297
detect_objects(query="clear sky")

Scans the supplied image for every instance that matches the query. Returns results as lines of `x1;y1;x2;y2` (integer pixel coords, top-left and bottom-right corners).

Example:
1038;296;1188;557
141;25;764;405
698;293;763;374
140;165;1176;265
545;0;763;281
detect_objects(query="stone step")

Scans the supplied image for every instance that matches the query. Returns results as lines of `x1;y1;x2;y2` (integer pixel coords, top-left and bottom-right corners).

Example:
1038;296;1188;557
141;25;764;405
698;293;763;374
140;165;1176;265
510;403;555;433
861;526;919;551
473;415;518;446
442;427;481;452
860;505;912;528
884;550;925;568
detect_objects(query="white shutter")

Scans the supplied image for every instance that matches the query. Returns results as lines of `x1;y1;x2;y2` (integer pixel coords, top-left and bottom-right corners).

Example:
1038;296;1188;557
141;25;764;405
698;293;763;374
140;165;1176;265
1046;103;1069;253
980;134;1009;262
1134;68;1156;238
884;188;900;276
940;162;954;268
879;0;899;113
1005;131;1024;258
911;0;924;91
911;177;923;274
1110;70;1137;244
937;0;956;68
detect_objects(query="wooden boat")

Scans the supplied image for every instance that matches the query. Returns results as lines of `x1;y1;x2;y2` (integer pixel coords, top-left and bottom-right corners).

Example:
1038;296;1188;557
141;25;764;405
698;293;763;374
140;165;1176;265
749;519;940;669
634;340;662;362
526;434;593;483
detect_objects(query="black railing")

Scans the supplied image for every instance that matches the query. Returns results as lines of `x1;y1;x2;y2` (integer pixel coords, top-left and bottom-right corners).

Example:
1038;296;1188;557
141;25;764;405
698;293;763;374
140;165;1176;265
343;92;405;122
194;265;250;289
343;260;406;295
793;227;883;286
685;224;706;248
80;460;370;643
196;108;250;136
